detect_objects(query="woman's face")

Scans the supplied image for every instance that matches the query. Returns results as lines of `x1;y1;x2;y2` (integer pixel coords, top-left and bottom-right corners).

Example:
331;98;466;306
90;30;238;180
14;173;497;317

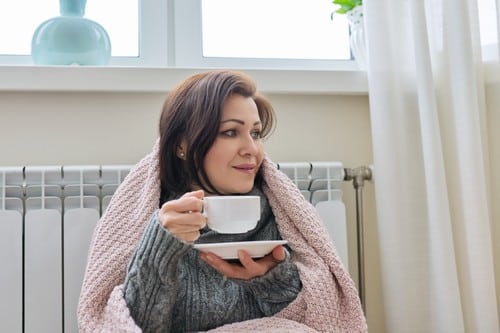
203;94;264;194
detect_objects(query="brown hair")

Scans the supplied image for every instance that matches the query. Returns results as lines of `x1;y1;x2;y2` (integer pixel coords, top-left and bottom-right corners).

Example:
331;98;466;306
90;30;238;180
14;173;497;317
158;70;276;199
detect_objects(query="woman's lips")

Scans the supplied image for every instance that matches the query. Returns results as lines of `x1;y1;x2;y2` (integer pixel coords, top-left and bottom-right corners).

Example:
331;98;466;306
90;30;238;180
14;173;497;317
233;164;256;174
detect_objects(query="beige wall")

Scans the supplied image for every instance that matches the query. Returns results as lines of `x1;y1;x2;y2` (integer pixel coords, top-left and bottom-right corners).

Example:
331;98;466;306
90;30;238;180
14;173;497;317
486;83;500;319
0;90;385;332
0;92;373;167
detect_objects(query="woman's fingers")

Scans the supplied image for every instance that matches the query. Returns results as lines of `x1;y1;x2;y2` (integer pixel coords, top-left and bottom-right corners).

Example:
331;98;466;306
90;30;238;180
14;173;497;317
180;189;205;207
199;245;286;280
236;250;268;277
238;245;285;274
163;191;204;214
177;230;201;243
271;245;286;261
199;252;249;279
165;212;206;231
158;190;207;241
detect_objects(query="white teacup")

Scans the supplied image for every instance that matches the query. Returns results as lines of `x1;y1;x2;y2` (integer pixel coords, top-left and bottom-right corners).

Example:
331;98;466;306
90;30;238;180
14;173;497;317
203;195;260;234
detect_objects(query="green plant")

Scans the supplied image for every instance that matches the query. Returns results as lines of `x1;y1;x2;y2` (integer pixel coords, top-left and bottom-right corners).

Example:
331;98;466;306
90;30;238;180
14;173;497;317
332;0;362;14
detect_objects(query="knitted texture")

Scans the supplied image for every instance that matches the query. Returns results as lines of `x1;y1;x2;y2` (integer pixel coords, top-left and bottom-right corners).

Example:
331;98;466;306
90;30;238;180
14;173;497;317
77;141;367;332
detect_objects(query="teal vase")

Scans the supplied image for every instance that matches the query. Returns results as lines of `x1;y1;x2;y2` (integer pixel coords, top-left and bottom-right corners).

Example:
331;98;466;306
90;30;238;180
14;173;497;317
31;0;111;66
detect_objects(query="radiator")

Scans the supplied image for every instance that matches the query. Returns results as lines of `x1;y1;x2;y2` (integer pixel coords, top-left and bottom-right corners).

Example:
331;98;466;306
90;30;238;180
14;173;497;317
0;162;347;333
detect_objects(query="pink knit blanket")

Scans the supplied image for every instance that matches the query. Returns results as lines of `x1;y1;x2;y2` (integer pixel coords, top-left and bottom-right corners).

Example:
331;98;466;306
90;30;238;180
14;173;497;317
77;142;367;332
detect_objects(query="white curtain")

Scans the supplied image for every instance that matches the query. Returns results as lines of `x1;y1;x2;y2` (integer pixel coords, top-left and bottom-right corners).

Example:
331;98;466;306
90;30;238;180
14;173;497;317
364;0;500;332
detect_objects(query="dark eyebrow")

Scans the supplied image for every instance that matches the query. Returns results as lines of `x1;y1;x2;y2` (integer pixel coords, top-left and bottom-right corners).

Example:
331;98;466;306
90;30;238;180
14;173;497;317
220;119;261;126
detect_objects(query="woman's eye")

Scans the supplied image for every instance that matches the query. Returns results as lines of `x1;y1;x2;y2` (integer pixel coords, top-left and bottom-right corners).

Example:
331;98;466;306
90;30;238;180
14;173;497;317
221;129;237;137
251;130;262;139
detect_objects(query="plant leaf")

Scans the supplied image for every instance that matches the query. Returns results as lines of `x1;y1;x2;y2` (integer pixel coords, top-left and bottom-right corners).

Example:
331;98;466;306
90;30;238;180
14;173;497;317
331;0;362;14
332;0;354;5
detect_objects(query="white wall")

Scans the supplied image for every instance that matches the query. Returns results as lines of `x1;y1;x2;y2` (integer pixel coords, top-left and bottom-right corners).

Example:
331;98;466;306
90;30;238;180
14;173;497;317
0;89;385;332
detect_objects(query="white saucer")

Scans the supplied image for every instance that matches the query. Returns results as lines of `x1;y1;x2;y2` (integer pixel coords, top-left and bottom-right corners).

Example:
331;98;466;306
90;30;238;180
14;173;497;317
194;240;288;259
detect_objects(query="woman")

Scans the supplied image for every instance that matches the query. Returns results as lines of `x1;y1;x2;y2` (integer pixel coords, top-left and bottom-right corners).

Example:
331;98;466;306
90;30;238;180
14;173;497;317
78;70;367;332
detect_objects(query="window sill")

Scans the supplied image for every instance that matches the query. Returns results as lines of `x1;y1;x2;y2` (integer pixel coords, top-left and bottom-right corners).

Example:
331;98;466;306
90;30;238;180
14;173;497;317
0;66;368;95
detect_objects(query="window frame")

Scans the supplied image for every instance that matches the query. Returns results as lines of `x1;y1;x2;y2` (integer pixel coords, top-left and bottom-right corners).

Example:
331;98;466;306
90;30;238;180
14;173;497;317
1;0;498;69
0;0;358;70
172;0;356;70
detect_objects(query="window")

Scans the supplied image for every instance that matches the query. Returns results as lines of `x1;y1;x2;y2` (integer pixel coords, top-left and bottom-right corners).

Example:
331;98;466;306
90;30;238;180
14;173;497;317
1;0;496;68
0;0;354;69
0;0;139;65
200;0;350;61
174;0;352;69
478;0;499;61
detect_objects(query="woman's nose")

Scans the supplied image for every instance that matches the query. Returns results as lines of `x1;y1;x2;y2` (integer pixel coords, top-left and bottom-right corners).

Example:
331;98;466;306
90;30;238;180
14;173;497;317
239;134;258;155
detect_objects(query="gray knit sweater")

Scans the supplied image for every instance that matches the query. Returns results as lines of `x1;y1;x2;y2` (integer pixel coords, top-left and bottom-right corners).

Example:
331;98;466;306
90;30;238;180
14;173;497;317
123;192;302;333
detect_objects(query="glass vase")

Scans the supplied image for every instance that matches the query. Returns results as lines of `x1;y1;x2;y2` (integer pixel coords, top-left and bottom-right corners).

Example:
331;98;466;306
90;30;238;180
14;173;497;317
31;0;111;66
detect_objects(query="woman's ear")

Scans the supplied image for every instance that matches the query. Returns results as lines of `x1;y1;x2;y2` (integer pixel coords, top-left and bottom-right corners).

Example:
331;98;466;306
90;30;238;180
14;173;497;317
177;140;187;159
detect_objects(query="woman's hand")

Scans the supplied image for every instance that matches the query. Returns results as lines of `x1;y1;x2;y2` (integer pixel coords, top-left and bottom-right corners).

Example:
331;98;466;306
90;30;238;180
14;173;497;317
158;189;206;242
199;245;286;280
